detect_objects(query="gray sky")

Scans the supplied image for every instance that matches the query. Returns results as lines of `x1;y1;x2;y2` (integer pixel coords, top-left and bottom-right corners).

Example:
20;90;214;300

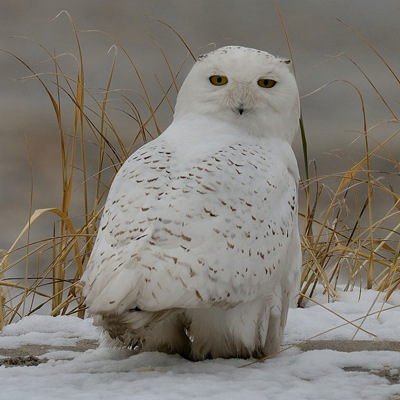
1;0;399;249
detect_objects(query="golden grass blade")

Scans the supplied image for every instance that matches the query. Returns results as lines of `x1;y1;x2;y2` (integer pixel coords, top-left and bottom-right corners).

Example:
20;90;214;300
337;19;400;87
0;208;84;274
145;16;197;62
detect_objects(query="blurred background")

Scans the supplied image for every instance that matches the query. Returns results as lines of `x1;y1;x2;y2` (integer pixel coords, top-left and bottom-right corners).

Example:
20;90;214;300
1;0;399;250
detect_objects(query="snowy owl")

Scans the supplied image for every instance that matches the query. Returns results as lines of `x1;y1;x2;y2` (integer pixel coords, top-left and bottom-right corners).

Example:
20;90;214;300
82;46;301;360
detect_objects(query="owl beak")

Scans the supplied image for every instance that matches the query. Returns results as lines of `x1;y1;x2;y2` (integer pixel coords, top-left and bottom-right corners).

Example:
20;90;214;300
237;102;245;115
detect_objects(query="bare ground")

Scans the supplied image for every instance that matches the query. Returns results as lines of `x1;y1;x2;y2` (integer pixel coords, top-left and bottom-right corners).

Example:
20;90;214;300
0;339;99;367
0;339;399;394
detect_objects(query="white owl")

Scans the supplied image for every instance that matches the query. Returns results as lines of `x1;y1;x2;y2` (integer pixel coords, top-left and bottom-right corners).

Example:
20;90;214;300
82;46;301;360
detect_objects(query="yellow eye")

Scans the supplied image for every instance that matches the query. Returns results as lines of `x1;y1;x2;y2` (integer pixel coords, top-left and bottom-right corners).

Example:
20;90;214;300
257;79;276;88
209;75;228;86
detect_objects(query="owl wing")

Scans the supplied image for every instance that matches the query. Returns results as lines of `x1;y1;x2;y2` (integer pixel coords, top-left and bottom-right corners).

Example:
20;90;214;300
82;132;299;317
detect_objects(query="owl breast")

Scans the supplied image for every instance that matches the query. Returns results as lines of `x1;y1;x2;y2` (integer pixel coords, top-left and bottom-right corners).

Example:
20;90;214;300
85;117;299;314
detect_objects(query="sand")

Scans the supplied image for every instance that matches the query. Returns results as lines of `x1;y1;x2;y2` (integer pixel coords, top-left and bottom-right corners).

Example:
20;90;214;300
1;339;399;369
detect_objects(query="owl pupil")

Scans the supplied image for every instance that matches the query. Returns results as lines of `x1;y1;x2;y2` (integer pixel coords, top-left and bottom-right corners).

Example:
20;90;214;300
217;77;222;83
263;80;268;85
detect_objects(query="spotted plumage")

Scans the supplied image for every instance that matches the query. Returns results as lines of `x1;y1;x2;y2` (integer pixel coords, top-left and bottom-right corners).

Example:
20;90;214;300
82;46;301;360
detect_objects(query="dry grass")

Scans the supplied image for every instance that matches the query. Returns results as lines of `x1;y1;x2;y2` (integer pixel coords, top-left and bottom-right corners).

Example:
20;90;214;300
0;12;192;329
298;21;400;305
0;13;399;330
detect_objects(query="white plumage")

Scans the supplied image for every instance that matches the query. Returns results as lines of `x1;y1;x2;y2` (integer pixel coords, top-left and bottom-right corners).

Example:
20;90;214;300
82;46;301;360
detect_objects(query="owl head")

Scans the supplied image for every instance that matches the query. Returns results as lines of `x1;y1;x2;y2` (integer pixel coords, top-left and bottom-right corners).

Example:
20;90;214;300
174;46;300;144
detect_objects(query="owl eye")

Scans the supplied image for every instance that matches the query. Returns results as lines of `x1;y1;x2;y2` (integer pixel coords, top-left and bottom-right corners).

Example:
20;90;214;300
257;79;276;88
209;75;228;86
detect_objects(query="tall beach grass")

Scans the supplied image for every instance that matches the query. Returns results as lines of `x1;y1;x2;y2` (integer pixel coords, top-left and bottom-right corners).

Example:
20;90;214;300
0;13;399;331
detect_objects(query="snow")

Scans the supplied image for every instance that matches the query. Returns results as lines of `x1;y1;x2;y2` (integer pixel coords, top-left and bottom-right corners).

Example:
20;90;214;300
1;287;399;400
286;288;400;342
0;314;99;349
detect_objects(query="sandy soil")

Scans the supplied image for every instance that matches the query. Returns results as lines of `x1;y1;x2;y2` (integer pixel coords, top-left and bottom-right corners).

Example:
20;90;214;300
0;339;399;369
0;339;99;367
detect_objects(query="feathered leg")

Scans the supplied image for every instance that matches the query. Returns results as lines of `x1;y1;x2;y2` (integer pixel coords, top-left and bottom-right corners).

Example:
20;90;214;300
140;313;191;358
186;297;278;361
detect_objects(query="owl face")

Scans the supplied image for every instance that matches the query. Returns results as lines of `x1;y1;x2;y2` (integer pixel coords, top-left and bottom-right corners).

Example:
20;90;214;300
174;46;300;143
